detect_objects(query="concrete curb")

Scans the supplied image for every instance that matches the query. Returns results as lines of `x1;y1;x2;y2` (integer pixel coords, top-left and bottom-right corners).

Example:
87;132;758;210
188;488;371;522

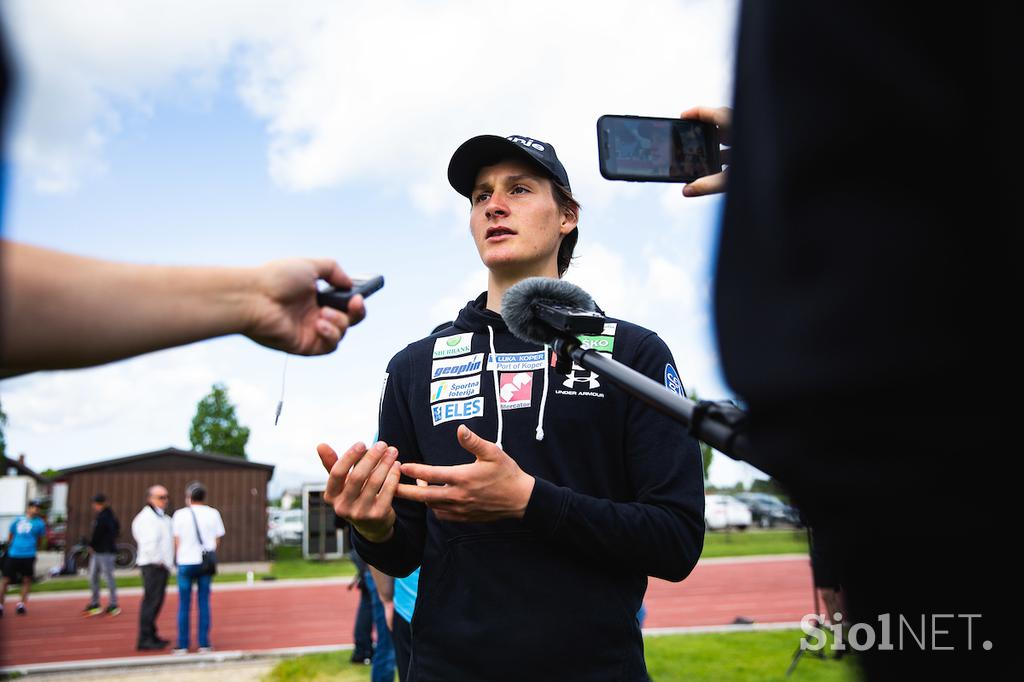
0;643;356;677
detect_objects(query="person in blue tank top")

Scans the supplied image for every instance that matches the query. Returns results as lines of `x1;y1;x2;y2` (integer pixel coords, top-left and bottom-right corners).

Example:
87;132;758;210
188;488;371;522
1;499;46;617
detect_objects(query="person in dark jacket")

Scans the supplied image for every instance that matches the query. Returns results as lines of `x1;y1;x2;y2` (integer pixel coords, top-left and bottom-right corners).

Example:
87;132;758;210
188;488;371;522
83;493;120;616
318;135;705;681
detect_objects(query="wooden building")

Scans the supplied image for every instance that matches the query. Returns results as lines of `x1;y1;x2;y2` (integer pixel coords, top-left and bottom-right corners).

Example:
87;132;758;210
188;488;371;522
58;448;274;563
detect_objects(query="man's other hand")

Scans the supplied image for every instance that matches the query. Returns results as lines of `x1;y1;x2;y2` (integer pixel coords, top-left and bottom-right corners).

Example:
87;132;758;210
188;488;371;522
317;441;400;543
395;425;536;523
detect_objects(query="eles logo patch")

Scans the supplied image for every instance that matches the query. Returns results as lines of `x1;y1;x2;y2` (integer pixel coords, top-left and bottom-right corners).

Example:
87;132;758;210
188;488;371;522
431;397;485;426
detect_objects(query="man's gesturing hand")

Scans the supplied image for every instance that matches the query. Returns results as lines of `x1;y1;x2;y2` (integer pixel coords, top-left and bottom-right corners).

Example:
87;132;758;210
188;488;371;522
395;425;536;523
317;441;400;543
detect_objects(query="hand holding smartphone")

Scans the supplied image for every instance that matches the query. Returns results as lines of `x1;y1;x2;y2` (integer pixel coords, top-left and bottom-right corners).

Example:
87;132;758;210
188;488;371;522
317;275;384;312
597;113;725;184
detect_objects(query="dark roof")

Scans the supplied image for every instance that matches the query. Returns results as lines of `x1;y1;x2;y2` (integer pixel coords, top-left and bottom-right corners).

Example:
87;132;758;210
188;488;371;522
1;455;50;484
59;447;275;476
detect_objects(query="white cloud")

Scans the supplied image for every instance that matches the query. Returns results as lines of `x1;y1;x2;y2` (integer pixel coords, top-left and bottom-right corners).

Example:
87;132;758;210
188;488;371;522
4;0;738;198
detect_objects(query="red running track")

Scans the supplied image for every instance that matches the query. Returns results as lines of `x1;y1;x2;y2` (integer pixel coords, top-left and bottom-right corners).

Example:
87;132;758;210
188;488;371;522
0;556;813;668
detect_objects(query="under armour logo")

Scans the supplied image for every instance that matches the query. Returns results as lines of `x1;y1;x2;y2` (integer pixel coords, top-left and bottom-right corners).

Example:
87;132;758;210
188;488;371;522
563;369;600;390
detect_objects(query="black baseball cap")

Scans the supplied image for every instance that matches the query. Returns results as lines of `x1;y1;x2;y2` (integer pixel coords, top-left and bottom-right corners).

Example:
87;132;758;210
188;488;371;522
448;134;571;199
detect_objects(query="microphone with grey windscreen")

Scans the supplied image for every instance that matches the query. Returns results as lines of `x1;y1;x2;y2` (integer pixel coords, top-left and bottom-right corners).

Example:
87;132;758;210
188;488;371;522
502;277;755;465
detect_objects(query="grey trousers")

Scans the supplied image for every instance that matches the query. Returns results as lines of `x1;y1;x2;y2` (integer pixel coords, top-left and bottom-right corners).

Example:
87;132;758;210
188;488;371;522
88;552;118;607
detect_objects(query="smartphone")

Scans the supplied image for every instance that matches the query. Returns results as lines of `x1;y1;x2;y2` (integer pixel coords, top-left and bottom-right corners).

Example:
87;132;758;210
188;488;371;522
316;275;384;312
597;114;721;183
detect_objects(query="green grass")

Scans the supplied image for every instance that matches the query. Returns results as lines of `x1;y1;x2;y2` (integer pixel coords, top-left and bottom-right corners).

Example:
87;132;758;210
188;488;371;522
8;533;804;594
700;528;808;558
644;630;858;682
262;630;859;682
268;545;358;580
5;545;356;594
264;652;373;682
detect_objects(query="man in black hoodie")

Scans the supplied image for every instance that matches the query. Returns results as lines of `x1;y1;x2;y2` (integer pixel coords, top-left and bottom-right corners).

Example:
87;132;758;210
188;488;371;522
318;135;705;681
83;493;120;617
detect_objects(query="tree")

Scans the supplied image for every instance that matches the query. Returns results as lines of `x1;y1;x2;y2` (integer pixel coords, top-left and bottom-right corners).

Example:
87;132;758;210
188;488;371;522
189;383;250;458
688;388;713;480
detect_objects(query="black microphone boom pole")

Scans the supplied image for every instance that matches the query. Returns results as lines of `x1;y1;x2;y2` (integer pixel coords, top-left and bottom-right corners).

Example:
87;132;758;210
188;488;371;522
552;335;753;464
501;277;761;469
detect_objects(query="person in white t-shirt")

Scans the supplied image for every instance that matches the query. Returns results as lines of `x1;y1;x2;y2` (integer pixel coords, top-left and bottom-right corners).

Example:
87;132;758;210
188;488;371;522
131;485;174;650
171;482;224;654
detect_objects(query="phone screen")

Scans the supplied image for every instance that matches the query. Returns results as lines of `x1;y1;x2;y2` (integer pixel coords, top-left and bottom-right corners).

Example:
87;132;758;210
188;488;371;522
598;115;719;183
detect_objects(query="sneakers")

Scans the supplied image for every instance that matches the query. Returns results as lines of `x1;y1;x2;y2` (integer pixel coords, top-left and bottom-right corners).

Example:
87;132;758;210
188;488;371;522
136;640;168;651
105;605;121;616
82;603;102;617
171;648;188;656
16;602;26;615
350;650;373;665
197;646;214;653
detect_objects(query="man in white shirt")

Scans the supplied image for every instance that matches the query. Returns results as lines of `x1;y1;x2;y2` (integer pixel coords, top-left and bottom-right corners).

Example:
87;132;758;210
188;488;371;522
131;483;173;647
171;483;225;654
131;485;174;650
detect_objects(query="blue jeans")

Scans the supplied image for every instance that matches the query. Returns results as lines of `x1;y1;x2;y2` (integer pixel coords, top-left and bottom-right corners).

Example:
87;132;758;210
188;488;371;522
365;569;395;682
177;564;212;649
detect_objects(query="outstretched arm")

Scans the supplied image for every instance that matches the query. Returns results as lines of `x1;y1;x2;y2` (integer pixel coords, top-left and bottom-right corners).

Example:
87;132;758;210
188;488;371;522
1;240;366;376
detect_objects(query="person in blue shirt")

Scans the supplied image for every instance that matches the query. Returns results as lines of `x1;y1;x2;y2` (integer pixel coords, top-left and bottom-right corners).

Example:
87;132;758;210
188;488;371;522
391;568;419;682
1;499;46;617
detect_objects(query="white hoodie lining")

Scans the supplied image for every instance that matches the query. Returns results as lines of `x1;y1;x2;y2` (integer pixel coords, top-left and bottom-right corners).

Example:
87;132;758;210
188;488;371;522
487;325;504;450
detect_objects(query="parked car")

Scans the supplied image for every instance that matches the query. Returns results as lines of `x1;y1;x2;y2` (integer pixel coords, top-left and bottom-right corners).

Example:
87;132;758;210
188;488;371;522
705;494;752;530
45;521;66;550
734;493;801;528
268;508;303;545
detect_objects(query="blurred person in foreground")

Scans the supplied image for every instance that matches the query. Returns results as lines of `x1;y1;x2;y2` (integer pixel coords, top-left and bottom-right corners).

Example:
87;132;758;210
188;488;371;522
318;133;705;681
0;499;45;617
132;485;175;650
683;3;1010;677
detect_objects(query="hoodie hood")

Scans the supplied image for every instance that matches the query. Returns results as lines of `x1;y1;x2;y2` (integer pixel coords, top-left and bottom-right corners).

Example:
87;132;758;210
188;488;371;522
453;292;507;333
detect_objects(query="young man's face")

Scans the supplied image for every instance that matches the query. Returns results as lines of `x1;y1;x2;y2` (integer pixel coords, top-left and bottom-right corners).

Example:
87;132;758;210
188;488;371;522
26;505;39;518
469;159;576;276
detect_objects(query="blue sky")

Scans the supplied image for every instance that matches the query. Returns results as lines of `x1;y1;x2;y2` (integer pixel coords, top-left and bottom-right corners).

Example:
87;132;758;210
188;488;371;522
0;0;765;494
